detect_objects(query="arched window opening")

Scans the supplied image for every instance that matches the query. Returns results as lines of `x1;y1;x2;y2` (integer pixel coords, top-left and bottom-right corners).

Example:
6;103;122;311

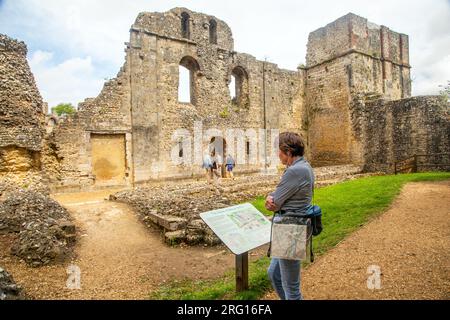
209;19;217;44
181;12;190;39
178;56;200;105
210;137;227;177
178;140;184;158
229;66;249;108
229;75;236;102
46;117;57;134
48;118;56;127
178;65;191;103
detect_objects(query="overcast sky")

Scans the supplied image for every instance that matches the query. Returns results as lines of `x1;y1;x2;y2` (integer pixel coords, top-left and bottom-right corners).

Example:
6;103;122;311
0;0;449;108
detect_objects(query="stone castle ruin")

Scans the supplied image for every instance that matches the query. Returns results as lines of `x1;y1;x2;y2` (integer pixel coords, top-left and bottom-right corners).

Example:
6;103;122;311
1;8;449;193
1;8;449;299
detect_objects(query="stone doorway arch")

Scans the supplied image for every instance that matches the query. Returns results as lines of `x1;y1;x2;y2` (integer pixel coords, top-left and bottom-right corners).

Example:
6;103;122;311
209;137;227;177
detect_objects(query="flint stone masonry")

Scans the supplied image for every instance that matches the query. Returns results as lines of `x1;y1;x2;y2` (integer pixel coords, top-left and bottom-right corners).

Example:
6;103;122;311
0;34;44;153
0;171;49;202
111;174;284;245
0;34;47;195
351;95;450;172
305;13;412;167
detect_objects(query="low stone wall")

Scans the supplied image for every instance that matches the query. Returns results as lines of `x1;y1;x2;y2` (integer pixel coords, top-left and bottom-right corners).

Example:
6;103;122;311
112;174;281;245
112;165;366;246
351;95;450;172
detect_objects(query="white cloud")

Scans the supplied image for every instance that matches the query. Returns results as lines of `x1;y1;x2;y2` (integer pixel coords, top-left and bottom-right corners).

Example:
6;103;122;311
28;50;104;109
413;54;450;96
2;0;450;104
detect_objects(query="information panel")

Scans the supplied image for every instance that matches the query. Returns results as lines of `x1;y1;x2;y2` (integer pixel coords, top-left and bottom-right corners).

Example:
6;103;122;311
200;203;272;255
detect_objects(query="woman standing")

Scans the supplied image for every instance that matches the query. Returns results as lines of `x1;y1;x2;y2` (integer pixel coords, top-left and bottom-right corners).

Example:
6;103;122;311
265;132;314;300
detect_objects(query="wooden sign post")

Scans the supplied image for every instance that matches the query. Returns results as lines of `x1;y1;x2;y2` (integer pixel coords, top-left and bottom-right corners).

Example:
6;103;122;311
235;252;249;292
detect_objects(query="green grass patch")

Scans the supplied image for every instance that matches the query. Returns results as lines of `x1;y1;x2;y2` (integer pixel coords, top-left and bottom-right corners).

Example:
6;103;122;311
150;172;450;300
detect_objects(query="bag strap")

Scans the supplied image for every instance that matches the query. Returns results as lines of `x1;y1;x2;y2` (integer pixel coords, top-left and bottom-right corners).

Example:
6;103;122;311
310;179;315;263
267;212;275;257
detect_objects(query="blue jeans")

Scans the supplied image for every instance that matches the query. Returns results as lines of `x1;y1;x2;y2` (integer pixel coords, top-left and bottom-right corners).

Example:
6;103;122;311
268;258;303;300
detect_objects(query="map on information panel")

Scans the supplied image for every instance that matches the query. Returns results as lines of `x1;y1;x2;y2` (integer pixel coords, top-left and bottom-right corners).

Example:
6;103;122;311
270;224;307;260
200;203;272;255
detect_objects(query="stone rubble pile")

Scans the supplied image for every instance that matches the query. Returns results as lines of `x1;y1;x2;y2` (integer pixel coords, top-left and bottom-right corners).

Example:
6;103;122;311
113;165;367;246
0;266;23;300
0;172;50;202
0;190;76;267
113;173;288;245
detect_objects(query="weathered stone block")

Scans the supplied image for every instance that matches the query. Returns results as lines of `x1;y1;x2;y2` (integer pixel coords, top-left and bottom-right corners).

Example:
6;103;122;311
164;230;186;245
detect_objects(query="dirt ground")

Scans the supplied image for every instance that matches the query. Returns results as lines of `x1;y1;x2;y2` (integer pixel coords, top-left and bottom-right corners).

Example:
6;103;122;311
0;188;265;300
265;181;450;300
2;180;448;300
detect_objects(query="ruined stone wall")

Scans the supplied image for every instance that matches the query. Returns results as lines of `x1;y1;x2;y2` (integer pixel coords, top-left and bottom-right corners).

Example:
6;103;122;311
48;61;133;191
47;9;429;189
351;95;450;172
304;54;353;165
125;8;303;183
48;8;303;188
306;13;411;99
0;34;47;194
0;34;44;167
305;13;411;166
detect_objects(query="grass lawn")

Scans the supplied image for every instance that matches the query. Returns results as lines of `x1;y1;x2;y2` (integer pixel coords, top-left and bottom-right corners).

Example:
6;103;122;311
150;172;450;300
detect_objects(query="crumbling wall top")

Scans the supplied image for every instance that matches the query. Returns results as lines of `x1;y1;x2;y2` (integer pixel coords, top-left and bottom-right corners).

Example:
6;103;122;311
0;34;44;151
0;34;27;55
131;7;234;51
306;13;409;67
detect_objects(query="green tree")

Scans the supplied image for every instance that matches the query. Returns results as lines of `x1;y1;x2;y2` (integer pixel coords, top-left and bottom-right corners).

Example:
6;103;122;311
52;103;76;116
439;80;450;102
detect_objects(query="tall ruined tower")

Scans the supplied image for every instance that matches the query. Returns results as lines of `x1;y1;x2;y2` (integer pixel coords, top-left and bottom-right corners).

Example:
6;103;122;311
303;13;411;166
0;34;45;179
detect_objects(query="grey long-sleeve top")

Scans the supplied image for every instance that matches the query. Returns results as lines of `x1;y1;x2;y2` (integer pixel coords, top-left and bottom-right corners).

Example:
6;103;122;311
271;157;315;215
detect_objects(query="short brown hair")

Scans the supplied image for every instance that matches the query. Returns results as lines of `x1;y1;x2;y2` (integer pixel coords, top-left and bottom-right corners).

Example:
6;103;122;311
278;132;305;157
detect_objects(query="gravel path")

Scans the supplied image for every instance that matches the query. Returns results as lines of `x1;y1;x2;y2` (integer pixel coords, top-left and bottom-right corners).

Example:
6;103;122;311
265;180;450;300
0;189;266;299
2;180;447;300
